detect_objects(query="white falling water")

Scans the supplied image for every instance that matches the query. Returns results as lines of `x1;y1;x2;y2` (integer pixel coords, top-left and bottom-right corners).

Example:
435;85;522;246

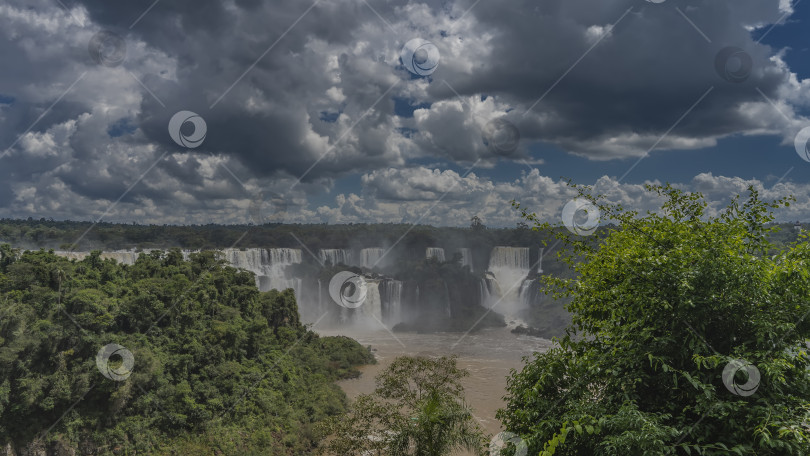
319;249;353;266
336;278;384;325
54;250;142;265
519;279;533;307
264;249;302;294
486;247;531;324
426;247;446;262
222;248;302;294
537;247;545;274
520;278;545;309
457;248;473;271
221;248;266;275
107;251;140;265
443;281;452;317
488;247;530;271
359;248;385;269
54;251;88;262
480;272;499;307
360;280;384;322
380;279;403;326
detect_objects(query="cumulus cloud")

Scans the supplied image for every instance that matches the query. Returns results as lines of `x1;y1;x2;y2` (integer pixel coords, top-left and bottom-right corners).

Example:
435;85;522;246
0;0;808;226
318;167;810;226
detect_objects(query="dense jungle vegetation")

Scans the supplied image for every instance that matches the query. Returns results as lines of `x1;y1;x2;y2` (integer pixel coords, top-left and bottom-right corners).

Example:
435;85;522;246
0;247;374;455
501;185;810;454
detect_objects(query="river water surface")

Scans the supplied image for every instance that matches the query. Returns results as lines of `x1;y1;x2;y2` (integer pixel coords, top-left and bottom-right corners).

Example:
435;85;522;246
317;327;553;454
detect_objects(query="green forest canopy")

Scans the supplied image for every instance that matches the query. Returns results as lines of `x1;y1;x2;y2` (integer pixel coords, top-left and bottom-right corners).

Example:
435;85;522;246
0;247;374;455
503;185;810;455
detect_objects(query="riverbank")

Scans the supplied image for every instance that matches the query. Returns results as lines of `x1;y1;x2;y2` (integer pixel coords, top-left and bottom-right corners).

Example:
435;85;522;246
317;326;552;452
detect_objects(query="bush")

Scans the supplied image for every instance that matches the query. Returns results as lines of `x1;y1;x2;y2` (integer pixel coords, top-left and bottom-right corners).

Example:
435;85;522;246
502;185;810;455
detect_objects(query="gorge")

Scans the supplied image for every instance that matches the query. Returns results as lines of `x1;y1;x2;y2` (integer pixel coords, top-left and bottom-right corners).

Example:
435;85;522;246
52;244;558;335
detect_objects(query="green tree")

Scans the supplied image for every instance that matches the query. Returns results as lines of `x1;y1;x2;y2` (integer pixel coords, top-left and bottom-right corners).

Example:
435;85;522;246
502;184;810;455
0;249;374;455
320;355;487;456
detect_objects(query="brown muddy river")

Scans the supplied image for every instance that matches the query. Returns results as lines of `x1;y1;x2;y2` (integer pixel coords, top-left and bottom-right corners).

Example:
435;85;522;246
316;327;553;454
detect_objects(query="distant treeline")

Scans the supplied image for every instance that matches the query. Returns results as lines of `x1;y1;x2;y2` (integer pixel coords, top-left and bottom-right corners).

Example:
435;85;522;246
0;218;802;257
0;219;558;252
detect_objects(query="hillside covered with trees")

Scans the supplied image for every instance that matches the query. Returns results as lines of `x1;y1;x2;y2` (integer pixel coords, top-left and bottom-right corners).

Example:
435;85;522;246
0;247;374;455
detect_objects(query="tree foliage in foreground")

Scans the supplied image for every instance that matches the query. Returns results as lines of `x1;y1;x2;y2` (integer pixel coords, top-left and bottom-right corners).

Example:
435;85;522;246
502;185;810;455
0;248;374;455
319;355;488;456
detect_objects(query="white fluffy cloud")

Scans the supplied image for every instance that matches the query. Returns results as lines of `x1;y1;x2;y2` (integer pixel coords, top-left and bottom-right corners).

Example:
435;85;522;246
314;167;810;226
0;0;808;225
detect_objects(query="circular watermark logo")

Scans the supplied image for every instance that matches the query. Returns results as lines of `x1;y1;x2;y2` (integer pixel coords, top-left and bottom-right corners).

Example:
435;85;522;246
96;343;134;381
482;119;520;157
88;31;126;68
722;359;760;396
714;47;752;84
400;38;440;76
168;111;207;148
248;191;289;224
561;198;600;236
328;271;368;309
793;127;810;163
489;432;527;456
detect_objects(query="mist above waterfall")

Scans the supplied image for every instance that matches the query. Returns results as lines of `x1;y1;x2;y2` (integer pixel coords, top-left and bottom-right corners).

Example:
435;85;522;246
485;247;531;326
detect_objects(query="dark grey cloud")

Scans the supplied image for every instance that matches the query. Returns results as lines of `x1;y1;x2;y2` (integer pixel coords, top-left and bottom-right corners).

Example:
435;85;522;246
0;0;807;225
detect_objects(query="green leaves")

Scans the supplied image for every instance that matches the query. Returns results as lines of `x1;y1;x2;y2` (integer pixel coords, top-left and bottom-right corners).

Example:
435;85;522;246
320;355;488;456
0;249;373;454
502;184;810;455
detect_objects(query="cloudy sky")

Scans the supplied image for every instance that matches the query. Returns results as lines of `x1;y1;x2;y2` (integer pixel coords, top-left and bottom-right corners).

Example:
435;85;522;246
1;0;809;227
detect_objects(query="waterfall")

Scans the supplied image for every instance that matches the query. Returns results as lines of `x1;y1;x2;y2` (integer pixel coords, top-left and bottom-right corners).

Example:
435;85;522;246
485;247;531;321
359;248;385;269
380;279;404;326
457;248;473;271
317;278;322;314
105;251;139;265
264;249;303;295
537;247;545;274
519;279;533;307
519;278;544;308
319;249;353;266
221;248;266;276
479;272;499;308
443;281;452;317
54;251;88;262
426;247;446;262
222;248;302;294
361;280;383;322
488;247;530;270
54;250;141;265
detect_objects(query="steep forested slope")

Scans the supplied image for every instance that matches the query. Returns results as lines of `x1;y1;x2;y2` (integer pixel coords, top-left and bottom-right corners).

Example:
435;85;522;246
0;246;374;455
